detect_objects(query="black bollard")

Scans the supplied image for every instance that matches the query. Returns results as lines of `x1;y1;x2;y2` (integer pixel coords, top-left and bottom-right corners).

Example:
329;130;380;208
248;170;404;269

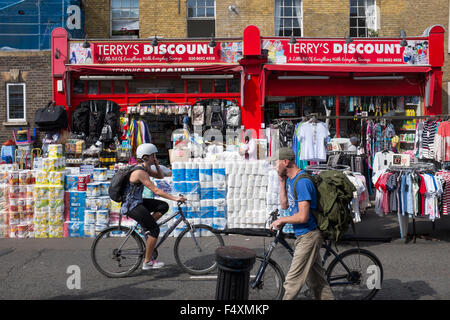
215;246;256;300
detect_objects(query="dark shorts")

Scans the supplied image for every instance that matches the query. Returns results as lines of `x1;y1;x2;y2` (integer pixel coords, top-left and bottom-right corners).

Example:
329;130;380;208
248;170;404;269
126;199;169;238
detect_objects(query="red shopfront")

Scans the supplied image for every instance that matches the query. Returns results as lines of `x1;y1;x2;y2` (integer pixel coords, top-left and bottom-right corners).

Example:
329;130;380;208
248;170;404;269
51;27;245;126
51;25;445;142
240;25;446;139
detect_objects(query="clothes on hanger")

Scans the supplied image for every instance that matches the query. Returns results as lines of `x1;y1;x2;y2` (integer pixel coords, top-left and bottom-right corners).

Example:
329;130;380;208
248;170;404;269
295;119;330;162
433;120;450;162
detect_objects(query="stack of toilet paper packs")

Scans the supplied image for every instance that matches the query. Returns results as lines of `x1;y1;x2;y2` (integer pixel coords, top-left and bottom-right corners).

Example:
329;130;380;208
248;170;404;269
171;160;277;235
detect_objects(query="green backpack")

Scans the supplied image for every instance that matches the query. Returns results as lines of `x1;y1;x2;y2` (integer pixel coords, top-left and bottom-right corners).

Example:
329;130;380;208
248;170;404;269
293;170;356;242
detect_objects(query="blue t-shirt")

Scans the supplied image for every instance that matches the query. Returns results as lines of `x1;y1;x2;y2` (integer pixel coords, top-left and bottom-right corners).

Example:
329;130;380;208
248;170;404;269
286;170;318;236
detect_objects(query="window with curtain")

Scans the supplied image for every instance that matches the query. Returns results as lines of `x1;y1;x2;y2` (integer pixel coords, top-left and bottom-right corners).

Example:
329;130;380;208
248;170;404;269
111;0;139;37
187;0;215;38
275;0;302;37
349;0;377;37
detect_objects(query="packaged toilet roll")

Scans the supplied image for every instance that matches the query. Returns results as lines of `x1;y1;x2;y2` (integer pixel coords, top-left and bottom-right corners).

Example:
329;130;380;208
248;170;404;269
212;162;226;181
200;182;214;200
212;218;227;231
187;162;199;181
199;162;213;182
213;180;226;199
172;162;186;182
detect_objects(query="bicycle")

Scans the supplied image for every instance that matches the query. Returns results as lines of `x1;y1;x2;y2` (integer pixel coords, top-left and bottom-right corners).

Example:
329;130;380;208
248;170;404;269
91;198;225;278
248;209;384;300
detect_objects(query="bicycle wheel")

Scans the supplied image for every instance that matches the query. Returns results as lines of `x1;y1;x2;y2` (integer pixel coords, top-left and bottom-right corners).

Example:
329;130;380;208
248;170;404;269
326;248;383;300
91;226;145;278
174;224;225;275
248;256;285;300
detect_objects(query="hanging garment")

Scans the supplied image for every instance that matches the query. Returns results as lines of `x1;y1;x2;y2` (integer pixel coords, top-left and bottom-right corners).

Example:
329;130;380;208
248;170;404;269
297;121;330;162
191;104;205;126
433;121;450;162
436;171;450;216
421;120;438;159
372;151;394;174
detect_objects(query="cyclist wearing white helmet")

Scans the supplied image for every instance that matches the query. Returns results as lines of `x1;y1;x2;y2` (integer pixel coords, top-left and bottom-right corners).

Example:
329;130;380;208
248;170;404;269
122;143;187;270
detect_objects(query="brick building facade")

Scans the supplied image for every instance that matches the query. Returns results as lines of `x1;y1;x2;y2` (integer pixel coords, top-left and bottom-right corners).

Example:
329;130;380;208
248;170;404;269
0;51;52;144
1;0;449;145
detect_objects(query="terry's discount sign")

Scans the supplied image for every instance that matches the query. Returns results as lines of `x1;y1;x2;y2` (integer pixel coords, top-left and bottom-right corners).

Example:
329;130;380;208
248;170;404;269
68;41;243;65
263;38;429;65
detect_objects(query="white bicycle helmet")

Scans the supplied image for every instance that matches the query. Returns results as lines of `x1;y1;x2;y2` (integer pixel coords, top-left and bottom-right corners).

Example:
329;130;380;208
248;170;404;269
136;143;158;159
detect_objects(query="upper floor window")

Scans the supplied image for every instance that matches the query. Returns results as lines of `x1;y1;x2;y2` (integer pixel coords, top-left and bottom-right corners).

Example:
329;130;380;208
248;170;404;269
350;0;377;37
6;83;26;123
187;0;215;38
111;0;139;38
275;0;302;37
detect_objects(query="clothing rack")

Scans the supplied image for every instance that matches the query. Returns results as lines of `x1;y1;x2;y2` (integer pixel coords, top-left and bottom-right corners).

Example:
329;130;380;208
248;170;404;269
387;162;437;244
304;164;351;173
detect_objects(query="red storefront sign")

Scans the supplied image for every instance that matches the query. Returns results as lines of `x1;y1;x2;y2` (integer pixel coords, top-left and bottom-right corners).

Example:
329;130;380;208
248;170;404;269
262;38;429;65
68;41;243;65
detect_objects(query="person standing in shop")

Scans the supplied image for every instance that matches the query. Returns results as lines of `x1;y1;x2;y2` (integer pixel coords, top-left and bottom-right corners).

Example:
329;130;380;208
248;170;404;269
270;148;334;300
121;143;186;270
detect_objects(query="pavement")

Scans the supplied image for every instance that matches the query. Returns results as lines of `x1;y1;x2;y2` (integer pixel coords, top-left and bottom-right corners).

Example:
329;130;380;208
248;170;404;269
0;207;449;300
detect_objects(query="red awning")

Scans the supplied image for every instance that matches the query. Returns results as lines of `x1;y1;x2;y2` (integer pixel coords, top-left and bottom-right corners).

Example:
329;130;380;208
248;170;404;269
260;64;433;106
66;63;243;74
262;64;432;74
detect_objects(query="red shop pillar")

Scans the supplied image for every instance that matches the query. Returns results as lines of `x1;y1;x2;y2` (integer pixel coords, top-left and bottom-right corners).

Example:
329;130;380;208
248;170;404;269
240;25;266;138
426;24;445;115
51;27;69;108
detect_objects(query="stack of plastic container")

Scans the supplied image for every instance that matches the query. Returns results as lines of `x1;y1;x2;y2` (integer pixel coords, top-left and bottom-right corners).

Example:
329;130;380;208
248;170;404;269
34;144;66;238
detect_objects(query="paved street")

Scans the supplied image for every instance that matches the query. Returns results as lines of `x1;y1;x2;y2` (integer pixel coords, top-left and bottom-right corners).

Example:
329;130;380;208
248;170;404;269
1;209;449;300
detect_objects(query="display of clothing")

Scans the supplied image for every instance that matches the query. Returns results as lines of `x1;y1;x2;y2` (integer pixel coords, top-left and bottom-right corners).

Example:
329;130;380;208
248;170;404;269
296;120;330;162
372;150;395;174
433;120;450;162
435;170;450;216
373;168;444;221
421;119;438;159
364;120;396;168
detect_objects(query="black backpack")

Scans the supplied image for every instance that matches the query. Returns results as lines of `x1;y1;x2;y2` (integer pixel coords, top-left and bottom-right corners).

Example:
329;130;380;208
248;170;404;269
71;102;90;135
108;165;145;203
88;101;105;140
35;101;68;131
209;103;225;128
103;101;120;138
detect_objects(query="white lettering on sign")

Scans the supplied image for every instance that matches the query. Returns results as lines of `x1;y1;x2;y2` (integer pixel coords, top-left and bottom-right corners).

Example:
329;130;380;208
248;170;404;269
333;43;402;55
143;44;214;56
97;44;139;56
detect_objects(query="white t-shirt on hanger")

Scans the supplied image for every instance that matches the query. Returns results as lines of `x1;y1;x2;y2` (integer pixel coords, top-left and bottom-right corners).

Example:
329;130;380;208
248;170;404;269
298;121;330;162
372;151;395;174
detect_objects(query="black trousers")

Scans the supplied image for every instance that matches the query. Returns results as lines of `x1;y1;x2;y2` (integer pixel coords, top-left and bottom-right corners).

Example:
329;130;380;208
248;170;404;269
126;199;169;238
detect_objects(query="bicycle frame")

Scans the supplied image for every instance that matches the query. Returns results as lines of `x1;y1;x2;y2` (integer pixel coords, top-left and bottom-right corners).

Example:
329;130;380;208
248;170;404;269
116;205;193;256
252;228;360;289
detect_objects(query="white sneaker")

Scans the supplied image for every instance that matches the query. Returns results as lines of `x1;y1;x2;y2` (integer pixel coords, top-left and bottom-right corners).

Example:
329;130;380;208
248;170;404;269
142;259;165;270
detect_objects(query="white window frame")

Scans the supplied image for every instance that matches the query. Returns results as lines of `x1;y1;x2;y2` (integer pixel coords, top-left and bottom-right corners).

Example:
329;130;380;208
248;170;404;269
187;0;216;38
274;0;303;37
349;0;377;38
110;0;139;39
187;0;216;20
6;83;26;123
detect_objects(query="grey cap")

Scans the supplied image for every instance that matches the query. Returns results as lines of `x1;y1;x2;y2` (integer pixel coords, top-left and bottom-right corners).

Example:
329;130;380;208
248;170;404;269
277;147;296;161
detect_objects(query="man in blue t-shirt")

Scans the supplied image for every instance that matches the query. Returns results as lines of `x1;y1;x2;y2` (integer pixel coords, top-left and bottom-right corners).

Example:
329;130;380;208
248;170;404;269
270;148;334;300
